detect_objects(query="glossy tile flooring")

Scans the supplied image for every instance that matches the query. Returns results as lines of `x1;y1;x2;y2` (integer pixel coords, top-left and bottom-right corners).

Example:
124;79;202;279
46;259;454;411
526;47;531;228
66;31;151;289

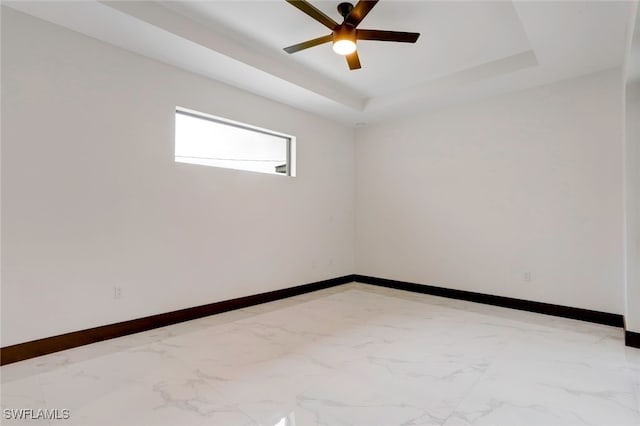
2;283;639;426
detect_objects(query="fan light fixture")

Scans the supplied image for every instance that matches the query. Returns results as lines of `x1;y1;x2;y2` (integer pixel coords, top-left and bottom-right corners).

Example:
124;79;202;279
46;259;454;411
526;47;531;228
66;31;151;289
332;25;357;55
283;1;421;71
333;39;356;55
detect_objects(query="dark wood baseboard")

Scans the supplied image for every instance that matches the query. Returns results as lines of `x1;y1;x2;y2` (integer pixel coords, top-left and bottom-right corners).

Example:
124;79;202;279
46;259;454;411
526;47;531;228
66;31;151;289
0;275;355;366
353;275;624;328
3;273;634;365
626;330;640;349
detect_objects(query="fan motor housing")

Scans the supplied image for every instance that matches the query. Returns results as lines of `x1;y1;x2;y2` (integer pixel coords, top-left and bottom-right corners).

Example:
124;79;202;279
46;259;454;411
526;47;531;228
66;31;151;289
333;25;356;42
337;2;354;19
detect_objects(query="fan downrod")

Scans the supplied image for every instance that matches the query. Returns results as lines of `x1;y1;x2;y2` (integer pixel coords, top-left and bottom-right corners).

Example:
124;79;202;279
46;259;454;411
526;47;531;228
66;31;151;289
337;2;354;19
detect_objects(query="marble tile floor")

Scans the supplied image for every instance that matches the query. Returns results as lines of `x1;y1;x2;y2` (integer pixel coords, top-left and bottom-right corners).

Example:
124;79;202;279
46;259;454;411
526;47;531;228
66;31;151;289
1;283;639;426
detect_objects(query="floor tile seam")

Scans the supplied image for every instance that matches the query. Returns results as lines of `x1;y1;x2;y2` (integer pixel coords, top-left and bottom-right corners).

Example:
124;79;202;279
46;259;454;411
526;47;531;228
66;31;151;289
348;284;545;325
197;355;325;426
436;325;522;425
195;288;418;425
438;330;640;421
231;379;319;426
101;367;251;423
339;285;550;337
355;301;522;423
194;382;262;425
433;366;492;426
369;285;623;339
353;284;628;337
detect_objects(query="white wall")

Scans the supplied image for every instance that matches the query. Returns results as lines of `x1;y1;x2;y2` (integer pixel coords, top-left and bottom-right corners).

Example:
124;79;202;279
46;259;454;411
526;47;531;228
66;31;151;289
1;7;632;347
625;80;640;332
356;69;625;314
1;8;355;346
625;5;640;333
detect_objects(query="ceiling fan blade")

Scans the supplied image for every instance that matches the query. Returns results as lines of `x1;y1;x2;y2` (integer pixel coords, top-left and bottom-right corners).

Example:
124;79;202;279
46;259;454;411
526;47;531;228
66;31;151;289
356;29;420;43
286;0;338;30
345;0;378;27
346;51;361;70
284;34;333;54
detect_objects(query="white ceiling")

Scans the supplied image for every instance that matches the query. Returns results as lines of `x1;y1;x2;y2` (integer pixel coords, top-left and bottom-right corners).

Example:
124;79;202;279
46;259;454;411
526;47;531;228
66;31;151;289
4;1;635;126
163;1;532;97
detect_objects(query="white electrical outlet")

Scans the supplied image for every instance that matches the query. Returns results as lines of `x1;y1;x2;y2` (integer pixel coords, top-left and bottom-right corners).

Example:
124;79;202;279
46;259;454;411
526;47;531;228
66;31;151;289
524;272;532;282
114;286;123;299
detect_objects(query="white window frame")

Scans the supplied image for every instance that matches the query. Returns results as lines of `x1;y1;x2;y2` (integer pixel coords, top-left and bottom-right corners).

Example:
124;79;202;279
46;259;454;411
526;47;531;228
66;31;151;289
175;107;296;177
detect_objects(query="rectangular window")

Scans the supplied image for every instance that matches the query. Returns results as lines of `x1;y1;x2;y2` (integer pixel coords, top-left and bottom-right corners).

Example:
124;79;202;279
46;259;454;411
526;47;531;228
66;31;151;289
175;108;295;176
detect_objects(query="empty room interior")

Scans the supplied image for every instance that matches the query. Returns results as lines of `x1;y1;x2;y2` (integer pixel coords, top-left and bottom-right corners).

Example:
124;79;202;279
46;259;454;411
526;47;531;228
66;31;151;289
2;0;640;425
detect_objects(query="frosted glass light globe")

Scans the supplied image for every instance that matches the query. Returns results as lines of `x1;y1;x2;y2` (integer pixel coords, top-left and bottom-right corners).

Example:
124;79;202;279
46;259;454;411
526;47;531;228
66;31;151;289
332;39;356;55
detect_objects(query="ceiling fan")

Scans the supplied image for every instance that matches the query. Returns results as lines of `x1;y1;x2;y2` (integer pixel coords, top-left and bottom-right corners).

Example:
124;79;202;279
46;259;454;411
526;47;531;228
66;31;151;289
283;0;420;70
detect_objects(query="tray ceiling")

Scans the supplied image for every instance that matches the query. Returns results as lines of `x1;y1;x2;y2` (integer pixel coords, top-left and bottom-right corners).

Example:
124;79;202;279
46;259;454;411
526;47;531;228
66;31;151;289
4;1;634;126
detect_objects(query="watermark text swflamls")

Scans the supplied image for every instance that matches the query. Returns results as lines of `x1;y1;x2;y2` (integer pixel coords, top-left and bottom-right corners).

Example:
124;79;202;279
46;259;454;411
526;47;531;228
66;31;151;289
3;408;70;420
